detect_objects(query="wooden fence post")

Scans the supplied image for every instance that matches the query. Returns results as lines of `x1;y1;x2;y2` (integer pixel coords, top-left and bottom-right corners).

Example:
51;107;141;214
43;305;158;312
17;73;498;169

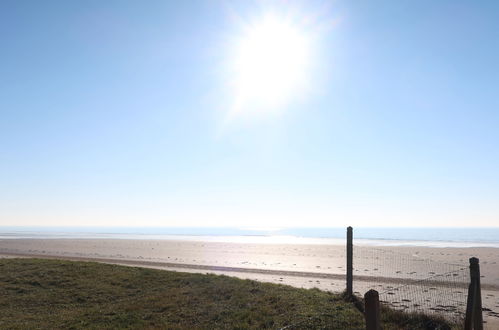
347;226;353;296
364;289;381;330
465;257;483;330
465;278;475;330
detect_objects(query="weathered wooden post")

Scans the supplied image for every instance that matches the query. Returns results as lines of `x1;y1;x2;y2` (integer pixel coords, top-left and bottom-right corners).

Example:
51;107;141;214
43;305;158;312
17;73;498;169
465;279;475;330
364;289;381;330
347;226;353;296
465;257;483;330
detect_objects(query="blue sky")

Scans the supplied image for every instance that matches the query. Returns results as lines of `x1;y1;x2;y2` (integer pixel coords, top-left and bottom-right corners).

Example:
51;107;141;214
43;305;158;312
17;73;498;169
1;0;498;227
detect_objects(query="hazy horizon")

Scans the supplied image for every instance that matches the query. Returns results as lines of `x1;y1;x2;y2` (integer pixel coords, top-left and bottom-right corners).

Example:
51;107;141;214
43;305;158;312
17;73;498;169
1;1;498;228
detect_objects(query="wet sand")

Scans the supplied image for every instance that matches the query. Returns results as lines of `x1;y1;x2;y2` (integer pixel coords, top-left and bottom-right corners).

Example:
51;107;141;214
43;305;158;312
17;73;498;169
1;239;498;328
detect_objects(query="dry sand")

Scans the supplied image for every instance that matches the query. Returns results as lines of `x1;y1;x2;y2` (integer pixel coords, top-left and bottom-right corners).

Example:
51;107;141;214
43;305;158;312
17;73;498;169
0;238;498;328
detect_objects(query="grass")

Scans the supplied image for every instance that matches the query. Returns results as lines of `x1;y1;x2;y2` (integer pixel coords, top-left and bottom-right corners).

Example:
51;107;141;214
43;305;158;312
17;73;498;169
0;258;456;329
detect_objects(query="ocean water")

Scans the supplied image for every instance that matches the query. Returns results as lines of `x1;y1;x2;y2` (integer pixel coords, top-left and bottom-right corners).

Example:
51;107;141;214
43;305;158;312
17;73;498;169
0;227;498;248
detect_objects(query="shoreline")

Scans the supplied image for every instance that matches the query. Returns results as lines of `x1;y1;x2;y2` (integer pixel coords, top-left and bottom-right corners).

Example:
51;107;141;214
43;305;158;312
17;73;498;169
2;234;499;249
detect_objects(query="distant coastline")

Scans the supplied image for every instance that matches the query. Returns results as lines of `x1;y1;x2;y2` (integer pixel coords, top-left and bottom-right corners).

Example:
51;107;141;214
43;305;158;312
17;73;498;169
1;226;499;248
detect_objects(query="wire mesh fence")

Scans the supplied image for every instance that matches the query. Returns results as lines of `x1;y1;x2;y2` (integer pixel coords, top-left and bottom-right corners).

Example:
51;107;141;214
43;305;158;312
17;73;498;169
352;245;469;323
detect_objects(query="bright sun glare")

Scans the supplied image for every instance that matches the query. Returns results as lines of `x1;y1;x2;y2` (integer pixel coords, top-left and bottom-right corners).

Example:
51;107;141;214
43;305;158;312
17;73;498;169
230;15;311;117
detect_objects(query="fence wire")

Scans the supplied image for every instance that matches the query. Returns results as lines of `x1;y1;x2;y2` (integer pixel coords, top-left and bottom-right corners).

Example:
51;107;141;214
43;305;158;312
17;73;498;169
352;245;469;323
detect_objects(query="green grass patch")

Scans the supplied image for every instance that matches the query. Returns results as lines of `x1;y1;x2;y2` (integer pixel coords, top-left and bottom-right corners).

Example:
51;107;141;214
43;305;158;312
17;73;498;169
0;258;455;329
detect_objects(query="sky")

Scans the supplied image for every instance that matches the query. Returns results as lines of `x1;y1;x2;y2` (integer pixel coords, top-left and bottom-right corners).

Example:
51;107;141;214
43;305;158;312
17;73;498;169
1;0;498;228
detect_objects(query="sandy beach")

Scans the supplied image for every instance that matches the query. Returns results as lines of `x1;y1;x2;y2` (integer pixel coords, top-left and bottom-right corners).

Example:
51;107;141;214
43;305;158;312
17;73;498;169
1;238;498;328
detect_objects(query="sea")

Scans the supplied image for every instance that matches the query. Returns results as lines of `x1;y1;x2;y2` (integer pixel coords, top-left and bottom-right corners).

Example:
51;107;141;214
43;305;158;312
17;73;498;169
0;227;498;248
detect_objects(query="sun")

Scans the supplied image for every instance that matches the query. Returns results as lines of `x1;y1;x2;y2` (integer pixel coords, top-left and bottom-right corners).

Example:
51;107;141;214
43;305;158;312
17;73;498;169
229;14;311;117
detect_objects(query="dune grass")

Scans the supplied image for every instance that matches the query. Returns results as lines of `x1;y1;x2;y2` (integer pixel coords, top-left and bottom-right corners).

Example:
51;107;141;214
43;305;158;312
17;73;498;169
0;258;455;329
